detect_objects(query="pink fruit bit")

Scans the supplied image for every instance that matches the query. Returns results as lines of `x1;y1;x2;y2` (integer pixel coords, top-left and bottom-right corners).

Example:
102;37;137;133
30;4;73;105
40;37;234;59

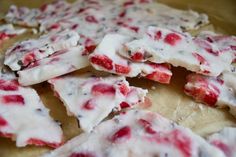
90;55;113;70
110;126;131;143
82;100;95;110
138;119;156;134
145;63;172;84
23;53;36;67
0;116;8;127
0;80;19;91
164;33;181;46
69;152;95;157
130;52;144;61
115;64;131;74
211;140;231;157
91;83;116;96
1;95;25;105
154;129;192;157
119;101;130;109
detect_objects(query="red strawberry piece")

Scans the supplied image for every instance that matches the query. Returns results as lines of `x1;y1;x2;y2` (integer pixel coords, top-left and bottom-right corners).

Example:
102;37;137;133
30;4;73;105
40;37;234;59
184;83;219;107
202;88;219;106
2;95;25;105
123;1;134;7
49;23;61;30
145;68;172;84
0;116;7;127
27;138;62;148
119;83;129;96
23;53;36;67
129;26;139;33
172;130;192;157
0;32;10;40
69;152;95;157
192;53;208;65
119;11;126;17
82;100;95;110
92;84;115;96
155;129;192;157
138;119;156;134
211;140;231;157
71;24;79;30
110;126;131;143
154;31;162;40
85;45;97;53
131;52;144;61
205;48;219;56
164;33;181;46
231;45;236;50
90;55;113;70
77;8;87;14
120;102;130;109
115;64;131;74
85;16;98;23
216;78;224;85
0;80;18;91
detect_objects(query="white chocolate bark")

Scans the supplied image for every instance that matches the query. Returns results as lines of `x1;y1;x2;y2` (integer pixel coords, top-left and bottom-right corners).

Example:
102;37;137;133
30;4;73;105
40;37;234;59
5;5;40;27
196;31;236;62
208;127;236;157
48;73;147;132
89;34;172;84
0;24;26;39
18;46;89;86
184;67;236;117
121;27;234;76
4;30;79;71
43;109;225;157
5;0;209;48
0;24;26;43
0;73;63;148
4;0;70;27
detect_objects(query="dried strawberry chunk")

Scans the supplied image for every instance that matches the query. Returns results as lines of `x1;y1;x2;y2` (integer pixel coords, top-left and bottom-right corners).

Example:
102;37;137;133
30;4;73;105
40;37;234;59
155;129;192;157
115;64;131;74
90;55;113;70
69;152;95;157
184;74;220;106
0;116;8;127
85;16;98;23
82;100;95;110
145;63;172;84
210;140;231;157
23;53;36;67
164;33;181;46
0;80;18;91
130;52;144;61
119;101;130;109
138;119;156;134
2;95;25;105
119;83;130;96
110;126;131;143
92;84;115;96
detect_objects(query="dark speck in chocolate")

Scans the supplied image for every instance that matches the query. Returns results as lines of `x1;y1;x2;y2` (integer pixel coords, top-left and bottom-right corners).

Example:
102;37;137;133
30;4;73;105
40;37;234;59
17;60;23;66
